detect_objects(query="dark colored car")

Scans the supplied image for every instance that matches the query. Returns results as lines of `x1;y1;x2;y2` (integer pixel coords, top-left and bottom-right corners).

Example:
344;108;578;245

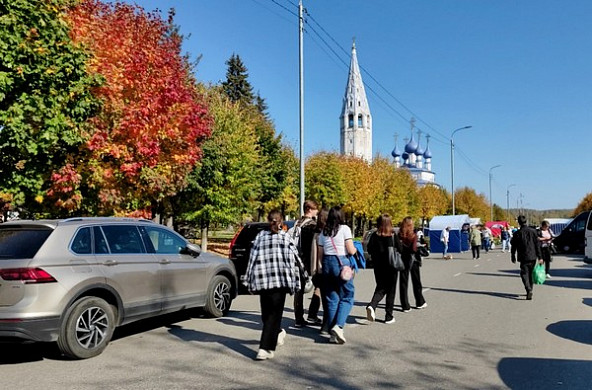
229;220;294;293
553;211;590;253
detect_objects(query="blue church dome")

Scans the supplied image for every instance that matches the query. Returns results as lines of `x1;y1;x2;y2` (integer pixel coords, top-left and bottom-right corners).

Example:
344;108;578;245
423;145;432;159
401;152;409;161
415;144;425;156
404;135;418;154
391;144;401;158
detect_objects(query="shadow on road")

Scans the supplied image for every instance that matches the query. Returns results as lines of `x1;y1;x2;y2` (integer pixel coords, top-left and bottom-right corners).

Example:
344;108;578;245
583;298;592;308
498;357;592;389
428;287;522;300
0;342;63;364
167;324;257;359
546;320;592;346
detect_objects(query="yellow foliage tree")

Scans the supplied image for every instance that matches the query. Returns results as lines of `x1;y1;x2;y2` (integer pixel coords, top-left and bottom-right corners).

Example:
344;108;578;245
454;187;489;221
418;184;449;222
573;192;592;216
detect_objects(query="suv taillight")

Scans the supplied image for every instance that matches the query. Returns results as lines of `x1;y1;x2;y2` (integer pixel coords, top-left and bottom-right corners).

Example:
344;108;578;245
228;227;243;258
0;268;57;284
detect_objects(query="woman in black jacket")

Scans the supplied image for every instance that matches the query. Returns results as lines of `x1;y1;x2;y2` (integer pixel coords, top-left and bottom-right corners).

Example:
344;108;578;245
365;214;401;324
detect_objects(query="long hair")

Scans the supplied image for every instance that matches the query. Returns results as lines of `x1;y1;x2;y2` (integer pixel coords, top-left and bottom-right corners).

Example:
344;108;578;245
316;208;329;233
376;214;393;236
323;206;345;237
399;216;415;243
267;209;283;234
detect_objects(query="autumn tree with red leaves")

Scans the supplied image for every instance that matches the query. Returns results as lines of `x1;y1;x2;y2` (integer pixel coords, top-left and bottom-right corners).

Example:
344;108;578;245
56;0;210;217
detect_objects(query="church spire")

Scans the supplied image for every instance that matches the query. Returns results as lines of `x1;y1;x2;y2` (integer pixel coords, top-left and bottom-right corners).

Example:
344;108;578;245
340;40;372;162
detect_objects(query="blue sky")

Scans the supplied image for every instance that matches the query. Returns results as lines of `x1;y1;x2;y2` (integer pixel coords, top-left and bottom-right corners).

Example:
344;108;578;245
122;0;591;211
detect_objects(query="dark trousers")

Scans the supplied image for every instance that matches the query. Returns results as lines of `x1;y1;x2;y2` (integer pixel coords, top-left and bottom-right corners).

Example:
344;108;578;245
520;261;536;293
368;265;398;321
471;245;480;259
399;258;426;310
259;288;287;351
541;246;552;274
294;287;323;323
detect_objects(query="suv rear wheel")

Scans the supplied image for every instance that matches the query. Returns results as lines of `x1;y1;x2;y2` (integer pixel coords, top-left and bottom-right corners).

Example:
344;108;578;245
57;296;116;359
204;275;232;318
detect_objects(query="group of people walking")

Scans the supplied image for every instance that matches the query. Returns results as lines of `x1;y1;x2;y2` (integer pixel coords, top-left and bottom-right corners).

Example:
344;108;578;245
242;201;428;360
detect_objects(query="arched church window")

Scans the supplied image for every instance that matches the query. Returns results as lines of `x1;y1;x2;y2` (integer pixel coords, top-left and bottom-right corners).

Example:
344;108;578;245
358;114;363;127
348;115;354;128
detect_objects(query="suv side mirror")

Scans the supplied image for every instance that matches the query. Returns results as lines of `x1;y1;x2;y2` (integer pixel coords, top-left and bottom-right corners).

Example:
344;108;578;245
181;243;201;257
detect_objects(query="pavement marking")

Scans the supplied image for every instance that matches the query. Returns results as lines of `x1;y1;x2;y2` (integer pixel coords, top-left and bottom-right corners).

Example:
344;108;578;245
474;264;480;267
423;287;431;292
453;272;462;277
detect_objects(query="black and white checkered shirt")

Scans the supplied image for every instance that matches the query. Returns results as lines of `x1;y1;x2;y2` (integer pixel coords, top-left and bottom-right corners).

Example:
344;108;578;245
244;230;305;294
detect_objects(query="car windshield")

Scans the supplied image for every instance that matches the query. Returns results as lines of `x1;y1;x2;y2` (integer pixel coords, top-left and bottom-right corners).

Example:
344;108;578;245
0;227;53;259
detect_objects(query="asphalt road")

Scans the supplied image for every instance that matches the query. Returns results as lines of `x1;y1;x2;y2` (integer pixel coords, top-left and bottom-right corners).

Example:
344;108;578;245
2;250;591;390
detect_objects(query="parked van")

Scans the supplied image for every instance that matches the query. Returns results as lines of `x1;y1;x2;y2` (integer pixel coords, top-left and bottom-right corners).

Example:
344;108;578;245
584;212;592;264
553;211;591;253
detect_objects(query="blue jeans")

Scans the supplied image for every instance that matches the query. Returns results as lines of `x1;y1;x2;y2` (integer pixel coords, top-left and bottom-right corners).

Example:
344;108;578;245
443;242;448;257
322;255;354;329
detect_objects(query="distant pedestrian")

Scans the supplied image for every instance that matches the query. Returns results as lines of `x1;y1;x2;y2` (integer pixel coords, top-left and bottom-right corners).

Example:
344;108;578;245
365;214;401;324
470;225;482;259
481;226;492;253
244;210;308;360
399;217;427;311
317;206;357;344
440;226;450;258
538;220;555;278
291;200;319;327
501;226;511;253
511;215;543;300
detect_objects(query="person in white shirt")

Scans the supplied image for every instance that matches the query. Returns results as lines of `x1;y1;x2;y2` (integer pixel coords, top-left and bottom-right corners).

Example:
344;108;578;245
440;227;450;258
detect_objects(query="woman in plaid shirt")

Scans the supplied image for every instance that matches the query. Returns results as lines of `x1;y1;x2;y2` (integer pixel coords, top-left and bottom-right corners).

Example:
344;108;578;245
244;210;308;360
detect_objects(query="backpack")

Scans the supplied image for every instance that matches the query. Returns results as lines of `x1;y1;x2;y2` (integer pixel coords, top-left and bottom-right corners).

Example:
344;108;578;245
288;218;316;256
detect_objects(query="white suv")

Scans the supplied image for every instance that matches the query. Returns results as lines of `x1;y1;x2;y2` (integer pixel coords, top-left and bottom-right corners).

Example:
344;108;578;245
0;218;237;359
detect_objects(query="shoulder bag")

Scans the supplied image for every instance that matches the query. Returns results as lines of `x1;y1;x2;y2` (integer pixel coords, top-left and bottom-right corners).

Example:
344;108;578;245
388;235;405;271
330;236;354;281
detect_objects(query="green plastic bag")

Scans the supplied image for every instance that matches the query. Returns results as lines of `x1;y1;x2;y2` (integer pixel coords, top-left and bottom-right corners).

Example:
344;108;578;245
533;263;546;284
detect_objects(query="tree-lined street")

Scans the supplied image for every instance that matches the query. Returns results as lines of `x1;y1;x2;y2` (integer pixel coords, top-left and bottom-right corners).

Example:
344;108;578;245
2;250;590;389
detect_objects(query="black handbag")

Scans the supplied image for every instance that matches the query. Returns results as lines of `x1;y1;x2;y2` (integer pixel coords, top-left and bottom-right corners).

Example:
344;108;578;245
417;245;429;258
388;242;405;271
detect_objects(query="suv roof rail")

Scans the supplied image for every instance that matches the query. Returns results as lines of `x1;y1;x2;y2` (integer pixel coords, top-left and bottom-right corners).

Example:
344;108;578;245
61;217;155;223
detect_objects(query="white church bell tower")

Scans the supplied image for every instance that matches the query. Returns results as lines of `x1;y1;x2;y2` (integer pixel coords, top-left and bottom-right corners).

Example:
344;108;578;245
340;41;372;162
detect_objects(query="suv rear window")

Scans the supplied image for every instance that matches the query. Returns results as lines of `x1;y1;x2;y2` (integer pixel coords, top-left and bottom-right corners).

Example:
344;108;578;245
0;227;53;259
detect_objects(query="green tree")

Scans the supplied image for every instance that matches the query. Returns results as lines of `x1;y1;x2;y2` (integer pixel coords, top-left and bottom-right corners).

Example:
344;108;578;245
221;53;254;104
175;87;260;251
418;184;449;223
0;0;101;213
305;152;347;209
492;203;506;221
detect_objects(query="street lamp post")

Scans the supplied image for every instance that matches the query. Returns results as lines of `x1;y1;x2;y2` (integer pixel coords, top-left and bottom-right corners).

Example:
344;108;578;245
450;126;472;215
489;164;501;221
506;184;516;222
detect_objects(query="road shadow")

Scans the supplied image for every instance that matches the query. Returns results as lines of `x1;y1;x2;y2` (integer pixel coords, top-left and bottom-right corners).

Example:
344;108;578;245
583;298;592;308
167;324;257;359
498;357;592;389
429;287;522;300
468;272;517;278
547;320;592;346
0;342;63;364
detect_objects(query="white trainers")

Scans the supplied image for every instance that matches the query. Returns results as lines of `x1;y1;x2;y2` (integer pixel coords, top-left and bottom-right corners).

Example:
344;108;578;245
330;326;346;344
546;274;552;279
366;306;375;322
329;335;338;344
384;318;396;324
276;328;286;347
255;349;274;360
416;302;428;309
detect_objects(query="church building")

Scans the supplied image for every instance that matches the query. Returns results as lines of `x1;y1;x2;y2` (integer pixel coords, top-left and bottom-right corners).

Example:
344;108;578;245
340;41;372;162
391;118;438;187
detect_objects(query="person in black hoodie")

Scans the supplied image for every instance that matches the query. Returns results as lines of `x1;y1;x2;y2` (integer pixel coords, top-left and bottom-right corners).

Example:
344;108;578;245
511;215;543;300
365;214;401;324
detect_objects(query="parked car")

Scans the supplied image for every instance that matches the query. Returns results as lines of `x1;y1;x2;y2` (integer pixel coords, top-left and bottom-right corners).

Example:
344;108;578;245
0;218;237;359
229;220;294;292
553;211;591;253
583;211;592;264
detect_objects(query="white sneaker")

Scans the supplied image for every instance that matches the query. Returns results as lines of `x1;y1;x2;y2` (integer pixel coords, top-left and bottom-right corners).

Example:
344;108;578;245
366;306;375;322
329;335;338;344
276;328;286;347
416;302;428;309
546;274;552;279
330;326;346;344
385;318;396;324
255;349;274;360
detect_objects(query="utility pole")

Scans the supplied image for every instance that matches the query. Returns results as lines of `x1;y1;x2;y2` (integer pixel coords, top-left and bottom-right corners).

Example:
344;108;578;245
298;0;304;217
